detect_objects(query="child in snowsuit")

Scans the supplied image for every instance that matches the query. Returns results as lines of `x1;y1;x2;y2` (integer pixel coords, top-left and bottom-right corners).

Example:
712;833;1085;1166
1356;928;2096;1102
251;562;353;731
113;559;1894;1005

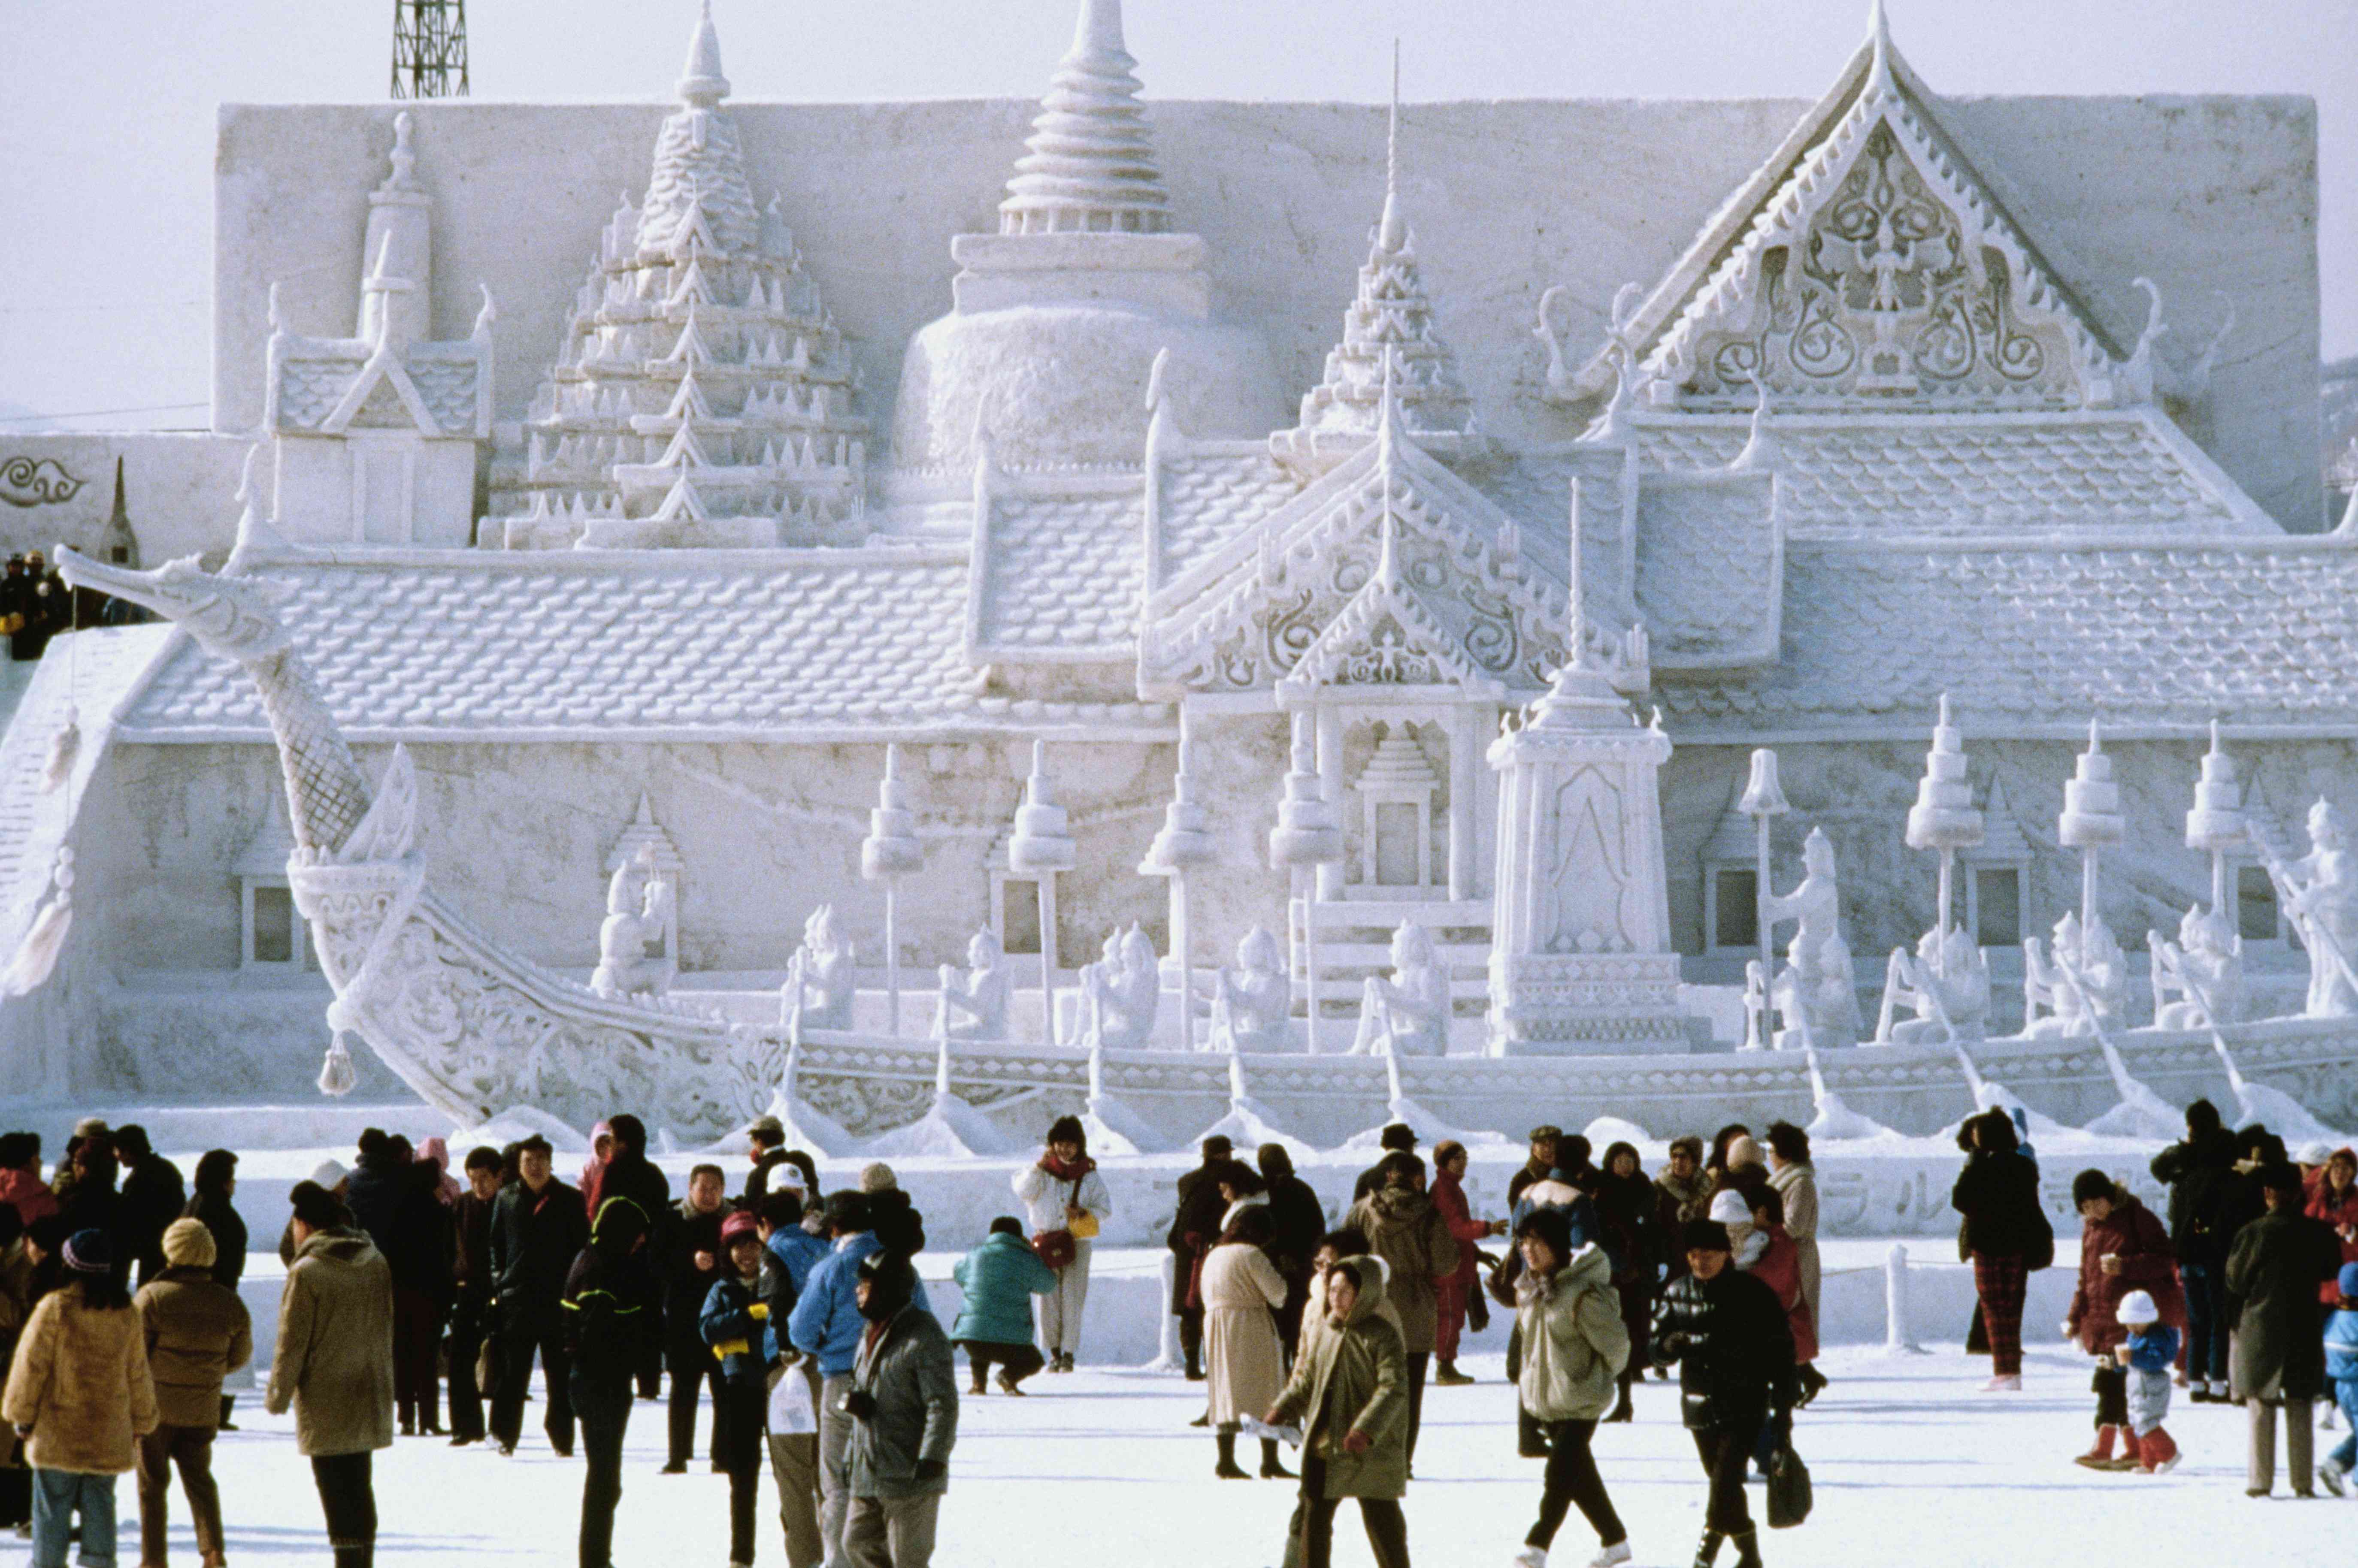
2318;1263;2358;1494
2115;1290;2181;1474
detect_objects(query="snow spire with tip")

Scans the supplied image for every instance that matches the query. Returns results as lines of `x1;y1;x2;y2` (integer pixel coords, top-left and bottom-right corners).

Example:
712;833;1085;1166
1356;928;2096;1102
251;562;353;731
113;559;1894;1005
678;0;730;107
997;0;1173;236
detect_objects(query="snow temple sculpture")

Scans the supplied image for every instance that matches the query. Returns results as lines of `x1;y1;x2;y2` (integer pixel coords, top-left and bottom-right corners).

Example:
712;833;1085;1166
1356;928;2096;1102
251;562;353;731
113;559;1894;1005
1078;924;1160;1050
1208;926;1291;1053
782;904;856;1032
2273;800;2358;1018
1876;924;1989;1046
2150;906;2242;1030
589;849;675;1000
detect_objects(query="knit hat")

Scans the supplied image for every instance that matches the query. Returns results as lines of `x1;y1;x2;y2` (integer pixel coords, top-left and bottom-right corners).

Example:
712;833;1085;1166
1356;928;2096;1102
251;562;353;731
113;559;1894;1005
2297;1140;2337;1167
1708;1188;1753;1226
748;1115;785;1144
2338;1263;2358;1300
2117;1290;2159;1326
161;1218;217;1271
309;1158;348;1189
719;1210;760;1245
1724;1134;1764;1170
70;1117;110;1141
61;1229;110;1275
859;1162;898;1194
1681;1219;1732;1254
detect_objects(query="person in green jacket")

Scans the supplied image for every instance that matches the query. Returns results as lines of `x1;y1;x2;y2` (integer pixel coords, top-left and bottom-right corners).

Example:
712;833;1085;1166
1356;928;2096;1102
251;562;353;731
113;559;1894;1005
1265;1256;1409;1568
1512;1205;1632;1568
950;1219;1058;1395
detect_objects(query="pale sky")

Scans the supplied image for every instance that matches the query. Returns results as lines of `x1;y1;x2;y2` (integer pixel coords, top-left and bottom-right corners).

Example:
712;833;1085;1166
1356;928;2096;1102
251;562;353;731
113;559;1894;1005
1;0;2350;429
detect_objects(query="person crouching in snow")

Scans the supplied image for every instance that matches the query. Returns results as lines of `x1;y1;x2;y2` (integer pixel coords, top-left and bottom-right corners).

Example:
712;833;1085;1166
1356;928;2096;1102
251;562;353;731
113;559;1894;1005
1265;1256;1411;1568
948;1217;1056;1396
2318;1263;2358;1494
2113;1291;2180;1474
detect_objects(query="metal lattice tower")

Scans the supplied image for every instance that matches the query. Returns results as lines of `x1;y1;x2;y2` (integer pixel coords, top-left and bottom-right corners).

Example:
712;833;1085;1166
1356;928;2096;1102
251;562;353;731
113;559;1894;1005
391;0;469;100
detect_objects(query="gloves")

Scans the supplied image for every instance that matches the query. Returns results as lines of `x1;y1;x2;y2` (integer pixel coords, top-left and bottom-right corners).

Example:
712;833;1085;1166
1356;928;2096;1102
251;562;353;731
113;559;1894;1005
1341;1429;1372;1455
912;1458;947;1485
842;1389;878;1421
748;1303;769;1321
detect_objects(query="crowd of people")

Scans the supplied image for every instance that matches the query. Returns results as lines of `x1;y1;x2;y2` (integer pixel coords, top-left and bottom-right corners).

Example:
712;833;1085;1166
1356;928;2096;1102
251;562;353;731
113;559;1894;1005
0;1100;2347;1568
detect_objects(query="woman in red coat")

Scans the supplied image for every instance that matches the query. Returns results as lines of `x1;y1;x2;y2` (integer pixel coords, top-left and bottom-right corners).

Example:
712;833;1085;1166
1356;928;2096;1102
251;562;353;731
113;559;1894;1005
2305;1149;2358;1305
2064;1172;2183;1469
1429;1142;1502;1386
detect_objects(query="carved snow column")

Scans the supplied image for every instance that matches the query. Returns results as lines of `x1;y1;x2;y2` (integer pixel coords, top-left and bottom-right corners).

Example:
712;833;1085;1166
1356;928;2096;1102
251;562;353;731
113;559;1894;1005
1904;694;1983;977
1270;712;1345;1054
861;744;926;1036
1007;740;1078;1046
1140;717;1217;1049
1484;590;1682;1056
2185;720;2247;919
2058;719;2125;934
1739;750;1790;977
357;112;431;347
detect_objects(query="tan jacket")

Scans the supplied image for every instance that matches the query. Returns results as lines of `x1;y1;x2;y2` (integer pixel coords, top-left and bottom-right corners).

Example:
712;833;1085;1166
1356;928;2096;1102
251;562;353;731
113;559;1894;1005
136;1267;253;1429
1;1288;159;1474
1200;1242;1287;1426
266;1228;394;1457
1344;1189;1460;1355
1515;1243;1629;1422
1270;1257;1409;1500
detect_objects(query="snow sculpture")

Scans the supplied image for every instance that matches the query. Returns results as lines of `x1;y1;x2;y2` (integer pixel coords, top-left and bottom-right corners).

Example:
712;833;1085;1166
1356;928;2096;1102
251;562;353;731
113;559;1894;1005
1208;926;1291;1053
781;905;855;1031
1139;721;1217;1048
2057;718;2125;930
2264;799;2358;1018
1078;924;1161;1051
1801;1047;1899;1142
2149;906;2243;1029
2022;910;2125;1037
1904;694;1984;947
590;848;675;999
1875;924;1989;1045
862;1033;1015;1160
1737;749;1791;980
1006;741;1078;1045
1351;921;1450;1057
860;744;925;1035
933;928;1011;1043
1268;712;1344;1052
1762;825;1862;1050
2184;720;2247;916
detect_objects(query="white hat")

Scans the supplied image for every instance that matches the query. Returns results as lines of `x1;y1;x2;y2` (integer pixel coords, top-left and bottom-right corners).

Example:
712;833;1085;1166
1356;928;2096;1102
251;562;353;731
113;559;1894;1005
1708;1188;1753;1226
308;1158;348;1189
2117;1289;2159;1326
2297;1141;2337;1166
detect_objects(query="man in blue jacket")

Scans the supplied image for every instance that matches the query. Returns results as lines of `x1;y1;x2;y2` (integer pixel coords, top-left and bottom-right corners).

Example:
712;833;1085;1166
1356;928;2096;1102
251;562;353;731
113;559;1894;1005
787;1192;932;1568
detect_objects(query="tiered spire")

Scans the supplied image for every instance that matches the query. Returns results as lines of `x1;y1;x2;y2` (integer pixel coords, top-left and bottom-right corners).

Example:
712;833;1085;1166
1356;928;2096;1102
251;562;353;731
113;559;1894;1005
493;2;867;548
1273;46;1471;473
997;0;1172;236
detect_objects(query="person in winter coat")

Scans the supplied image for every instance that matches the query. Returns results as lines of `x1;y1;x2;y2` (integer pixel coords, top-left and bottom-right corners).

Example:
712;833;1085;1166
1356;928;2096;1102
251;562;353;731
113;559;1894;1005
112;1128;185;1290
132;1219;250;1568
2317;1263;2358;1495
2225;1161;2344;1497
2113;1290;2182;1475
1167;1136;1235;1383
566;1196;660;1568
0;1134;57;1230
1500;1157;1604;1456
841;1251;957;1568
1950;1108;2049;1390
177;1149;246;1431
2305;1148;2358;1305
1350;1125;1419;1205
739;1117;792;1212
1202;1206;1291;1481
1592;1142;1659;1422
352;1135;455;1438
1654;1138;1713;1307
1762;1124;1823;1404
595;1116;674;1401
1511;1205;1631;1568
1651;1220;1796;1568
949;1218;1056;1396
1429;1141;1502;1388
446;1147;500;1447
663;1163;733;1472
488;1135;590;1457
1508;1127;1563;1212
0;1207;33;1534
2150;1099;2243;1401
55;1141;120;1270
1266;1255;1410;1568
702;1209;793;1567
1343;1152;1459;1471
265;1181;394;1568
1259;1145;1326;1359
3;1230;157;1568
1010;1116;1111;1374
2064;1171;2185;1470
761;1191;830;1296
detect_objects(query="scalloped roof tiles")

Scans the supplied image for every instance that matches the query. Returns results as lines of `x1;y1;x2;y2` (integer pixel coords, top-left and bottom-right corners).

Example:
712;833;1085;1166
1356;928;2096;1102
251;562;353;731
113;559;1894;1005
972;487;1144;655
1154;449;1299;580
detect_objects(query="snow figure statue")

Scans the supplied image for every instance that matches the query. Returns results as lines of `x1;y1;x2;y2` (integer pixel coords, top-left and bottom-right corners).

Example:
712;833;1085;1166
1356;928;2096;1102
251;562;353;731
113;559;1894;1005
589;851;672;999
934;927;1011;1042
1208;924;1291;1053
1080;924;1161;1050
1351;921;1450;1057
2274;799;2358;1018
2149;905;2244;1029
2022;909;2125;1037
1762;825;1863;1049
782;904;857;1031
1876;924;1990;1045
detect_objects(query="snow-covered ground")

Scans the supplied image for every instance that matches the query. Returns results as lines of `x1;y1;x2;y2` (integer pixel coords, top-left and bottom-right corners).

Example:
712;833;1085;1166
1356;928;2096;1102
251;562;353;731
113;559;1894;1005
137;1341;2343;1567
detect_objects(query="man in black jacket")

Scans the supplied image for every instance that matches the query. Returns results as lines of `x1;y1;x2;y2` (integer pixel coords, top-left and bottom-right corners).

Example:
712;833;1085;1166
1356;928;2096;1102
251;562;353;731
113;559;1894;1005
489;1135;591;1456
1653;1220;1796;1568
596;1115;674;1400
663;1163;733;1473
1257;1143;1326;1358
563;1194;660;1568
1350;1123;1419;1204
1165;1136;1232;1381
447;1145;501;1445
2150;1098;2243;1401
113;1124;186;1287
741;1116;792;1210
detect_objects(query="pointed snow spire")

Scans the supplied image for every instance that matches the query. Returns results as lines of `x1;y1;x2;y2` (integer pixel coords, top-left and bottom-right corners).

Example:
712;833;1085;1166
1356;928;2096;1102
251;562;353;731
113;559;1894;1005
636;1;759;256
1729;372;1781;472
360;230;417;348
678;0;731;107
997;0;1172;236
1563;490;1598;674
1377;39;1407;254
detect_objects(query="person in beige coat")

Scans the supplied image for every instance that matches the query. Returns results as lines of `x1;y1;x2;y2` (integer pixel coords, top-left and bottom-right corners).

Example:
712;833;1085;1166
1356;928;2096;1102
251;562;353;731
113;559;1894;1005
2;1229;158;1568
266;1181;394;1568
1203;1207;1290;1482
1343;1152;1459;1471
134;1218;251;1568
1764;1123;1825;1405
1511;1206;1632;1568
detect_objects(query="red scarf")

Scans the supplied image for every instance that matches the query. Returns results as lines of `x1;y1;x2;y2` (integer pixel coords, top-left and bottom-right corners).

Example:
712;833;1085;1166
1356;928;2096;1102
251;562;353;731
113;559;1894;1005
1039;1153;1096;1183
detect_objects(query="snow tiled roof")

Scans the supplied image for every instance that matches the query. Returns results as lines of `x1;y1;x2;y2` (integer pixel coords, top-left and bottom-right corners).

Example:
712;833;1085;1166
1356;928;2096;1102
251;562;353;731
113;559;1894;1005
117;554;1174;741
1658;537;2358;735
1633;412;2266;538
970;482;1144;658
1151;447;1298;583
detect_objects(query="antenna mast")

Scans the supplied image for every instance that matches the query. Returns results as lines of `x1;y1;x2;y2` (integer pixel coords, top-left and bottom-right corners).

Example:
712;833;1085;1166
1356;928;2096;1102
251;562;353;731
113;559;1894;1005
391;0;470;100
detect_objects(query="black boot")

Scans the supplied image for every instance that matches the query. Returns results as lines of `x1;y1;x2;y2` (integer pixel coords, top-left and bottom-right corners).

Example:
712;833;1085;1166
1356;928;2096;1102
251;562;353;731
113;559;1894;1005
1605;1372;1635;1423
1796;1363;1827;1407
1259;1438;1294;1479
1214;1431;1250;1479
1517;1404;1550;1459
1731;1529;1763;1568
1184;1351;1205;1382
218;1394;238;1431
1692;1529;1725;1568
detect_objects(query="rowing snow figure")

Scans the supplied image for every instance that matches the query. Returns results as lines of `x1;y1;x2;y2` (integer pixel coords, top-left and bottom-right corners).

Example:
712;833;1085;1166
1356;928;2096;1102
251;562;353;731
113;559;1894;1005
1352;921;1450;1057
935;927;1010;1042
1209;925;1291;1053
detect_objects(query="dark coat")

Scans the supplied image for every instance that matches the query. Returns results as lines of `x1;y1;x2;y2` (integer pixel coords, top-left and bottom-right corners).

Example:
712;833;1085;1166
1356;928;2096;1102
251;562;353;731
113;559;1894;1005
2225;1208;2344;1402
1950;1150;2046;1260
846;1304;959;1500
562;1202;661;1384
179;1191;248;1291
597;1154;674;1270
2149;1130;2243;1265
489;1178;590;1321
664;1199;732;1346
1165;1162;1231;1312
453;1191;496;1311
740;1149;791;1212
117;1155;187;1284
349;1163;453;1305
1651;1265;1797;1430
1263;1175;1326;1278
2066;1193;2183;1355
